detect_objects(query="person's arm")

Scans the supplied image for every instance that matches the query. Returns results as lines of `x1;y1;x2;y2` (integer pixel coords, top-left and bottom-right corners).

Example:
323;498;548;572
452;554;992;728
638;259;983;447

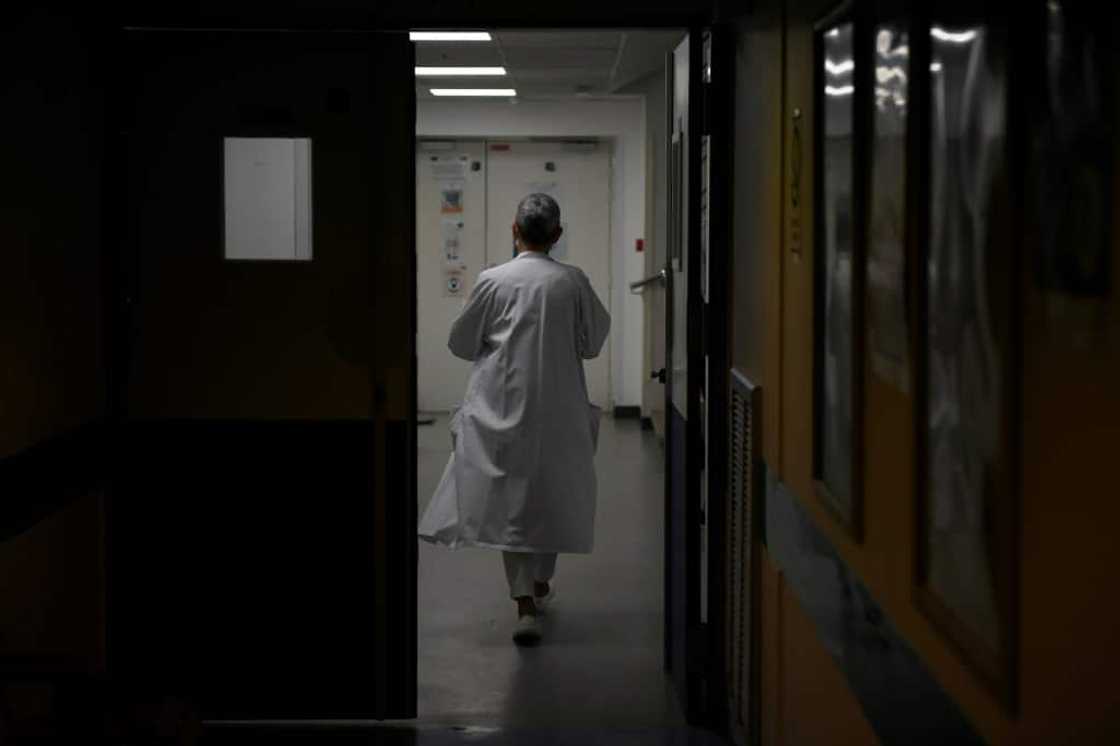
448;273;494;361
575;269;610;359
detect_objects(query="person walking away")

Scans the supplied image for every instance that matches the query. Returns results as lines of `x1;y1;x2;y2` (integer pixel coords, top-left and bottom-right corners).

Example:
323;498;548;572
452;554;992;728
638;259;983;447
418;193;610;645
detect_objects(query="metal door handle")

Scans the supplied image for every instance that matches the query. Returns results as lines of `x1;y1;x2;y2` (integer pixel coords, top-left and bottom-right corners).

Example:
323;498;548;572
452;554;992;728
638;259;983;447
629;269;668;294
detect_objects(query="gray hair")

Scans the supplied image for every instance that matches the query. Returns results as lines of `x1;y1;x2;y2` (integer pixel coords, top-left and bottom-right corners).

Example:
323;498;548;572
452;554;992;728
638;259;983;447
515;193;561;247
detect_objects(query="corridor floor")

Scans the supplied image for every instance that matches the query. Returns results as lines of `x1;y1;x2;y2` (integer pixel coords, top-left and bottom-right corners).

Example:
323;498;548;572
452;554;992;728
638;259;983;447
200;414;728;744
416;413;682;729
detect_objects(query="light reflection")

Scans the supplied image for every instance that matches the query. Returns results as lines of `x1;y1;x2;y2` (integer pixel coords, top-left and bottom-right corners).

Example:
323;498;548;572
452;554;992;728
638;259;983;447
826;85;855;97
877;30;910;58
931;62;944;73
876;65;908;85
931;27;979;44
826;58;855;76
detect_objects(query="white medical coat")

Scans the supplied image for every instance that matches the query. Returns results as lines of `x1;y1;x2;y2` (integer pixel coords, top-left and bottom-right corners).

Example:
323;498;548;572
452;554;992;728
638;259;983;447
418;251;611;553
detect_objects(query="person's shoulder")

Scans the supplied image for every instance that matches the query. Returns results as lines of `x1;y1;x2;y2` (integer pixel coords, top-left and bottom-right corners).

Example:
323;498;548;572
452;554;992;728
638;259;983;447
476;261;511;283
550;260;591;287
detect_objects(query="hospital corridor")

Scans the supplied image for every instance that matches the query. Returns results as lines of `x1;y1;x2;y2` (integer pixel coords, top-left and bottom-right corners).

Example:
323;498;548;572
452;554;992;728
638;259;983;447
5;3;1120;745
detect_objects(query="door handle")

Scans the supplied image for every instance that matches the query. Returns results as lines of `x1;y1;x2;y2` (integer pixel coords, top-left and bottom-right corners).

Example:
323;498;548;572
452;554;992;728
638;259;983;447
629;269;668;294
651;368;667;384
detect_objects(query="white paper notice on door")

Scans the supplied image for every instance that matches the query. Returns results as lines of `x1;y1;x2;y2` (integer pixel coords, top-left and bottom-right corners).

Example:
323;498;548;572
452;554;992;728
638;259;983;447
441;218;466;266
432;159;468;181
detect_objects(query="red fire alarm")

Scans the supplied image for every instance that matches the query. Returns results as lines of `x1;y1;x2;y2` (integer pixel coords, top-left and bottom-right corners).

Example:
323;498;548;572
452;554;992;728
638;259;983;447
636;238;645;253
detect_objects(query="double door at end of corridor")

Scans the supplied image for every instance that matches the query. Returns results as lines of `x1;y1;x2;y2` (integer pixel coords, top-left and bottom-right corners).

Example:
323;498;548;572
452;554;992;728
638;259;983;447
417;138;612;412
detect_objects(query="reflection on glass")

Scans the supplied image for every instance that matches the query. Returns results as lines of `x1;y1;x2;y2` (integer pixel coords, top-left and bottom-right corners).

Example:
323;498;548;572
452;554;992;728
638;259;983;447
820;23;855;511
868;25;910;392
926;23;1003;653
1035;0;1113;299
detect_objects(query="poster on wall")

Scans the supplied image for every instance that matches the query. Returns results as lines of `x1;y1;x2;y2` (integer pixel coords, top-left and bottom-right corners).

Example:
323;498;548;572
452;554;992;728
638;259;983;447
431;157;468;182
440;180;464;214
867;24;911;393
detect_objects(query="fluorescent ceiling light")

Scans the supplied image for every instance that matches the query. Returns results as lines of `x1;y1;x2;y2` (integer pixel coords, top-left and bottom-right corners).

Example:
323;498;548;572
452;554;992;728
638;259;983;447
825;58;854;75
416;66;507;76
825;85;854;97
931;27;979;44
430;88;517;97
410;31;492;42
930;62;944;72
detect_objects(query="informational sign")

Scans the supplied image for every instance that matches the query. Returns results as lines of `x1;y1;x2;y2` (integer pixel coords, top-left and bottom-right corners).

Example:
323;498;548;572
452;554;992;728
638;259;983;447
440;182;464;214
431;159;467;181
441;218;465;266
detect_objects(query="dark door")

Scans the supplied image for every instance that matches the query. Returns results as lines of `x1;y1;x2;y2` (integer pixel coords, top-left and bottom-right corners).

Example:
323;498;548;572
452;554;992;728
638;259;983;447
664;31;704;721
109;29;416;719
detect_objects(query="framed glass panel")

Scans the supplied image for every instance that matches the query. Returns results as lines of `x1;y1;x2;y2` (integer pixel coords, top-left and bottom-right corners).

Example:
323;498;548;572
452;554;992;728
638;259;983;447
814;14;863;539
867;21;910;392
917;7;1017;708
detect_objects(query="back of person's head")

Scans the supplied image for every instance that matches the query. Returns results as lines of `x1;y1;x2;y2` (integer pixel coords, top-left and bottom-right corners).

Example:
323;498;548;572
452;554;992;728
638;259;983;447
515;193;561;249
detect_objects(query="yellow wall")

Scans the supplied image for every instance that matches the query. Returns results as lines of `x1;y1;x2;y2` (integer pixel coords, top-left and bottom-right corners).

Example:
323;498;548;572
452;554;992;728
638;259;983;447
738;1;1120;743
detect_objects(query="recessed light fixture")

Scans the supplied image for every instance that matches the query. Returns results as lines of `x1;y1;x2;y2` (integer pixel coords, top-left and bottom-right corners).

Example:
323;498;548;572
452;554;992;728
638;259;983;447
416;66;507;76
430;88;517;97
410;31;492;42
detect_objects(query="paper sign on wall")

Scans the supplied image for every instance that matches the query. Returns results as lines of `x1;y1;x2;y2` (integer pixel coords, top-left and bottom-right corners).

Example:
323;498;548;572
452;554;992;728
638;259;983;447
432;160;467;181
440;180;465;214
441;218;466;265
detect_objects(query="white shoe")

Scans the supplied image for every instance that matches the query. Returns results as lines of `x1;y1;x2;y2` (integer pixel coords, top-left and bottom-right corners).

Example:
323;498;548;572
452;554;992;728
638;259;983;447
534;583;556;614
512;614;542;645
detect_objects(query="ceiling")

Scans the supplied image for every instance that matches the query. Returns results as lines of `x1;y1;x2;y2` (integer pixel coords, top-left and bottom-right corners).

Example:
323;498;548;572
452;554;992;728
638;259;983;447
415;29;685;100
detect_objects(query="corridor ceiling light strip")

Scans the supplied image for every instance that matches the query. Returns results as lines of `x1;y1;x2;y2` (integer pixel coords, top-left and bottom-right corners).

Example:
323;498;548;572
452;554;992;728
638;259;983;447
416;66;507;76
430;88;518;97
930;27;979;44
410;31;492;41
825;85;855;97
825;58;855;75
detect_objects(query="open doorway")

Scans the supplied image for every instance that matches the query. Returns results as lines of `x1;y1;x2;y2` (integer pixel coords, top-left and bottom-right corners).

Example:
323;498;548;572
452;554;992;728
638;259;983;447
413;28;685;728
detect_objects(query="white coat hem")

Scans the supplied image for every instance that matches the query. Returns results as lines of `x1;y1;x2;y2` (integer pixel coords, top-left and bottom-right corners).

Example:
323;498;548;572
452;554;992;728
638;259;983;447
418;532;592;555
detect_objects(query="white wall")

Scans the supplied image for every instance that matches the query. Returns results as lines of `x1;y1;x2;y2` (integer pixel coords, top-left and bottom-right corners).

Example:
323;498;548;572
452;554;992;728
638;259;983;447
417;98;647;409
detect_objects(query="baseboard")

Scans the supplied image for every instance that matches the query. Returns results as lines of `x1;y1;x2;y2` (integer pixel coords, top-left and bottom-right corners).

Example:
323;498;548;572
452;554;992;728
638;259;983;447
613;405;641;419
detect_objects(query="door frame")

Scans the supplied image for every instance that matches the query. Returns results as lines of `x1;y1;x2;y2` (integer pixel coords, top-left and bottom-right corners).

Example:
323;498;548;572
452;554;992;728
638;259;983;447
106;10;714;724
104;26;418;720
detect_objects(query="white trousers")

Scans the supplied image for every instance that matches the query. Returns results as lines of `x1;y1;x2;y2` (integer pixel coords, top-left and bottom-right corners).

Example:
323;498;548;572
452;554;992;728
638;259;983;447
502;551;557;599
